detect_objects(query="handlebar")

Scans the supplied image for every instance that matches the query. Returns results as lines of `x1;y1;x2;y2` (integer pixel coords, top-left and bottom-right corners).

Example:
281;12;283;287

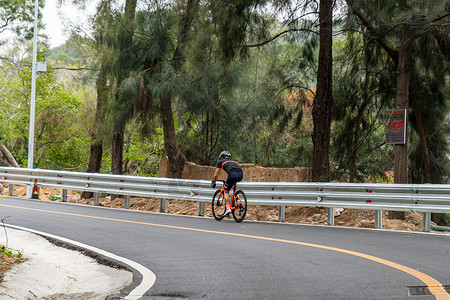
211;177;225;184
211;178;238;190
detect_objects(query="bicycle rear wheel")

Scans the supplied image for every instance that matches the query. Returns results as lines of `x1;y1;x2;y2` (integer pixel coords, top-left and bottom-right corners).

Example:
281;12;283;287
232;190;247;223
212;190;226;221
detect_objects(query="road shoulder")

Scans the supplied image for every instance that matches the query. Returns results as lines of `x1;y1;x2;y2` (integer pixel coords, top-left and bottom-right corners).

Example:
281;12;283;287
0;227;132;299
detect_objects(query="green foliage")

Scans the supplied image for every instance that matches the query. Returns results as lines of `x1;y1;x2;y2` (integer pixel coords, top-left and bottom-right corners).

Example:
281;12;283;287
333;0;450;183
0;245;25;263
177;6;318;167
46;35;98;88
2;0;449;189
47;36;91;65
436;214;450;227
98;4;177;134
408;36;450;184
50;194;61;201
0;41;92;170
0;0;44;40
332;33;397;182
123;131;165;176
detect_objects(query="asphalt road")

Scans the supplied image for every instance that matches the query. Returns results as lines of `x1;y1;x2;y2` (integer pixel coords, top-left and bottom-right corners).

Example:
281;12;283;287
0;196;449;299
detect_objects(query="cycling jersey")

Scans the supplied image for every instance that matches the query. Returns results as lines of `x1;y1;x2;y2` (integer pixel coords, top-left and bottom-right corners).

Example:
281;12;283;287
216;159;242;174
215;158;243;190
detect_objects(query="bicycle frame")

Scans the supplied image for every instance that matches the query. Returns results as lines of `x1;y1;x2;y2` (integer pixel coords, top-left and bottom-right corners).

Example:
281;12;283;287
217;182;240;209
212;180;247;223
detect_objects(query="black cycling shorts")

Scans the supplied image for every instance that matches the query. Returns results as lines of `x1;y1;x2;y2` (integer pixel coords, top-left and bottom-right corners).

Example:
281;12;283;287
225;171;243;190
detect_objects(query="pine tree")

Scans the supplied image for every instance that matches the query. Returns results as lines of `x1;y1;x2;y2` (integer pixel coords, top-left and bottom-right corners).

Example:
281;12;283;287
312;0;334;182
159;0;199;178
346;0;450;219
332;32;396;183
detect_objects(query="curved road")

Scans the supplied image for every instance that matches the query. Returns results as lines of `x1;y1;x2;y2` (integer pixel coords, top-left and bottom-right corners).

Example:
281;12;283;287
0;196;449;299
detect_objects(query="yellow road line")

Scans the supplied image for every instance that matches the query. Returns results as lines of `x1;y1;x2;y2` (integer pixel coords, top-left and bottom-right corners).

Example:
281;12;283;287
1;203;449;299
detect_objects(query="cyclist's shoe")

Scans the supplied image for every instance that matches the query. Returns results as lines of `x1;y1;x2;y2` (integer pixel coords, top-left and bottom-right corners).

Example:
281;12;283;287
223;204;232;216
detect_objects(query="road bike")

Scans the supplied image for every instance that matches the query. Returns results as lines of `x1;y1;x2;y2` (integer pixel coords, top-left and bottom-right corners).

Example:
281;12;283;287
212;180;247;223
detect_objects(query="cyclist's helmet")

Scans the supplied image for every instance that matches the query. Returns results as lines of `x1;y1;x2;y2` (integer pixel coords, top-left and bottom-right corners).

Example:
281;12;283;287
219;150;231;159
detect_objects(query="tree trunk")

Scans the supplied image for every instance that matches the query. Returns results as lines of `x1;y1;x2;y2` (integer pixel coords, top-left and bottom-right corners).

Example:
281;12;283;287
111;129;124;175
172;0;199;70
110;0;137;198
409;88;432;183
312;0;333;182
124;0;137;20
410;88;436;222
110;127;124;200
161;94;184;178
0;144;20;167
159;0;199;178
390;24;412;220
82;56;108;199
81;142;103;199
87;143;103;173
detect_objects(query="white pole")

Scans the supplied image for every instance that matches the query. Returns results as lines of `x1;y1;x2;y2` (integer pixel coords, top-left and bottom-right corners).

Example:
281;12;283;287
26;0;39;198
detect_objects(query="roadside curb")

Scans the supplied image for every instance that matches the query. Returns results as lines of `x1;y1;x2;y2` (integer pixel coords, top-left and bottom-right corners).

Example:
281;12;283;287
3;224;156;300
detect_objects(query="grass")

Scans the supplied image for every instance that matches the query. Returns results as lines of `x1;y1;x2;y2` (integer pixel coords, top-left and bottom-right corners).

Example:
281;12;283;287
0;245;25;263
0;245;26;283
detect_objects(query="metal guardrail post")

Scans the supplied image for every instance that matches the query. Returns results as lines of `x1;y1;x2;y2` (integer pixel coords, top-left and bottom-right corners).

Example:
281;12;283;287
125;195;130;209
375;210;383;229
199;202;205;216
422;212;431;232
94;192;99;206
278;205;285;222
327;208;334;226
62;189;68;202
160;198;166;213
9;184;14;196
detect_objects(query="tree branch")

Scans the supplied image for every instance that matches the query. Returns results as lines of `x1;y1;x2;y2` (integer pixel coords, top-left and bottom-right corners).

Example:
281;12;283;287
0;144;20;167
432;25;450;61
347;3;399;63
244;28;319;48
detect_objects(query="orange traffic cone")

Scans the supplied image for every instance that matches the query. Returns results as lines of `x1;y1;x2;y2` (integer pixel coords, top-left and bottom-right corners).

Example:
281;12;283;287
31;179;39;199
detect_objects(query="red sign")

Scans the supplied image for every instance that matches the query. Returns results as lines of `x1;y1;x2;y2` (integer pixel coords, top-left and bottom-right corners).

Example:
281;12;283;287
386;109;407;144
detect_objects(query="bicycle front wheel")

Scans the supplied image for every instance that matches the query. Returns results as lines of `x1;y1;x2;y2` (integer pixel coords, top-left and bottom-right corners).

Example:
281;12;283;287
232;190;247;223
212;190;226;221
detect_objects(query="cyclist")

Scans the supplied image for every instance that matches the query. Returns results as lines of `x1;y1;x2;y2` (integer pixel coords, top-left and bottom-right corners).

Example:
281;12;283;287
211;150;244;216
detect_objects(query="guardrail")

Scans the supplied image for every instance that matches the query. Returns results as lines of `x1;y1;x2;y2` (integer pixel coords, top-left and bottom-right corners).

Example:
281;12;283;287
1;167;449;232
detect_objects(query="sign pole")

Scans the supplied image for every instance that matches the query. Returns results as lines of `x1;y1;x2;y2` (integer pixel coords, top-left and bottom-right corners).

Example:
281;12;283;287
26;0;39;198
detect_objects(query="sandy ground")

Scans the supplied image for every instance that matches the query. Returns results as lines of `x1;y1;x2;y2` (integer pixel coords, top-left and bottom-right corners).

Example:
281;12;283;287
0;227;132;300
